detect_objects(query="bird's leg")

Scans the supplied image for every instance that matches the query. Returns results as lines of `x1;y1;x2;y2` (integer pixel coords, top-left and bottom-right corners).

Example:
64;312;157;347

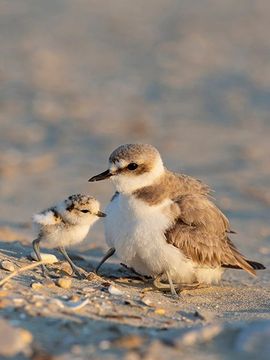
95;247;115;274
58;246;85;279
166;271;178;297
32;238;50;278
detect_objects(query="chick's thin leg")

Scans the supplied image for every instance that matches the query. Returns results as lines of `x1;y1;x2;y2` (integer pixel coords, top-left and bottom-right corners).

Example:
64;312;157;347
95;247;115;274
166;271;178;297
32;238;50;277
58;246;85;278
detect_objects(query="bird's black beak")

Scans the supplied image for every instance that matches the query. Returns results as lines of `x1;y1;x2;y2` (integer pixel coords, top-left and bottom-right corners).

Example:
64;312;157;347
96;211;106;218
88;169;112;182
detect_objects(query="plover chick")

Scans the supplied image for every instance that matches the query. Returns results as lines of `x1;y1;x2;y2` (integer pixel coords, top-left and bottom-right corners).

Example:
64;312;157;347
32;194;106;278
89;144;265;296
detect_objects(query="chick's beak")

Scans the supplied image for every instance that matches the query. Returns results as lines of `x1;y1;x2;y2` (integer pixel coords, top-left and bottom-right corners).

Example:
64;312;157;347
96;211;106;217
88;169;112;182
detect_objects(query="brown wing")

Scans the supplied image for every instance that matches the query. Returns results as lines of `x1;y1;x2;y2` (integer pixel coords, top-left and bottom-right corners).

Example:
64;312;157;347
166;194;256;275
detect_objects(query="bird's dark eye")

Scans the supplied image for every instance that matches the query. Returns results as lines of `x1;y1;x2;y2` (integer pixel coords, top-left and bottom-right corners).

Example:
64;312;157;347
81;209;89;213
127;163;138;171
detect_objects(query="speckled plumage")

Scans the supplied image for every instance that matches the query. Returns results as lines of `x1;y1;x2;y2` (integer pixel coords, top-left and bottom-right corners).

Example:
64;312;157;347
32;194;106;278
33;194;102;247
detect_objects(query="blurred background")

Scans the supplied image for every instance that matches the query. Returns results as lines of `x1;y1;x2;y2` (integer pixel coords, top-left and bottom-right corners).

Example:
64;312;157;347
0;0;269;259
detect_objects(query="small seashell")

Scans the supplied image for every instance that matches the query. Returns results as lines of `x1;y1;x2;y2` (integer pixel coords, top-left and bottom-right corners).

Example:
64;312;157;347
140;296;155;307
1;260;15;272
30;251;58;264
52;298;89;311
34;301;43;308
56;277;72;289
108;285;124;296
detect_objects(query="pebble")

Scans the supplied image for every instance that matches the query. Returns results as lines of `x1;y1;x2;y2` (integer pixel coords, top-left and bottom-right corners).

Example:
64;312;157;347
0;298;10;308
1;260;15;272
43;278;56;288
31;282;43;290
154;308;165;315
177;324;223;346
108;285;124;296
113;334;144;349
12;298;25;307
58;261;73;275
56;277;72;289
0;319;32;357
140;296;155;307
99;340;111;350
87;272;104;282
30;251;58;264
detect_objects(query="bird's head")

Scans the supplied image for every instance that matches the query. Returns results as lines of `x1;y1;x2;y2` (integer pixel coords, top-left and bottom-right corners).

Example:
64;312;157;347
89;144;165;193
59;194;106;225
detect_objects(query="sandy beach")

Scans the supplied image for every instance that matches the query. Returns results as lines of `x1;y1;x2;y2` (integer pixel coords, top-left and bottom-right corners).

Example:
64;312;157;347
0;1;270;359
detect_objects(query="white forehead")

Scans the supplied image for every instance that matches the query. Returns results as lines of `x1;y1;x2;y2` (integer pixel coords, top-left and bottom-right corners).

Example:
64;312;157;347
109;159;128;171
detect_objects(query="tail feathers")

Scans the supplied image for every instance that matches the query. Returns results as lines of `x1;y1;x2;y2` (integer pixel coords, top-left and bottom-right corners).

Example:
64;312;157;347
224;238;265;276
222;259;265;274
247;260;266;270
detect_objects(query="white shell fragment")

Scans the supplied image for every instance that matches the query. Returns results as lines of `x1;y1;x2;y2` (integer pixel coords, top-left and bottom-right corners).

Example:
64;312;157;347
30;251;58;264
52;298;89;311
1;260;15;272
108;285;124;296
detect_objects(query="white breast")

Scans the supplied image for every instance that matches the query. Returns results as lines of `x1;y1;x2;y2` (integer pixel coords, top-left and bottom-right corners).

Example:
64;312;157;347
42;224;91;248
104;194;196;282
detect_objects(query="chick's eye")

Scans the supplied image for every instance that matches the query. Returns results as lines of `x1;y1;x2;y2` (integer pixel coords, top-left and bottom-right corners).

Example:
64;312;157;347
81;209;89;213
127;163;138;171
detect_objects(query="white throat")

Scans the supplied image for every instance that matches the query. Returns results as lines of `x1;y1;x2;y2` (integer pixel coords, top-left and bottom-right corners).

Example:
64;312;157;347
110;157;164;194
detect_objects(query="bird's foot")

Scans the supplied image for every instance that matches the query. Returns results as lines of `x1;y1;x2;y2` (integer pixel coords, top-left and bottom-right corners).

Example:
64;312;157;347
71;265;87;279
41;265;52;279
120;263;151;282
153;273;178;297
153;274;201;297
174;282;202;293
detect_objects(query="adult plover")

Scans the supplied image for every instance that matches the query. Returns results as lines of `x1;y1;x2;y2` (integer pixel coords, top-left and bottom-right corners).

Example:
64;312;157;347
89;144;265;295
32;194;106;278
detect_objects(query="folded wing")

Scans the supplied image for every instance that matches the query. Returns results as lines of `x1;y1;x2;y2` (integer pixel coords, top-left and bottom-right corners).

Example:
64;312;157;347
166;194;260;275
